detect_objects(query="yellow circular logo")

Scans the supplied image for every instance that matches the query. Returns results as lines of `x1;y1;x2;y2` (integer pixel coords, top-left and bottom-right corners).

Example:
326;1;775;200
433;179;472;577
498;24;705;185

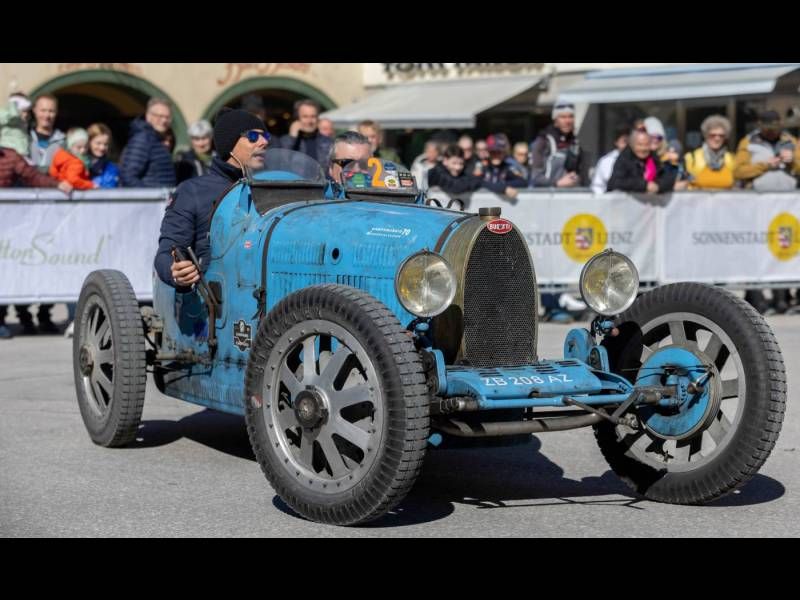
768;212;800;261
562;214;607;262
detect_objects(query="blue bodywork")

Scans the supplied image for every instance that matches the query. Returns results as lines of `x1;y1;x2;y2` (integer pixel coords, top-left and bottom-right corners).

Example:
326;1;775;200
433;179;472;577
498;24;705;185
151;153;676;421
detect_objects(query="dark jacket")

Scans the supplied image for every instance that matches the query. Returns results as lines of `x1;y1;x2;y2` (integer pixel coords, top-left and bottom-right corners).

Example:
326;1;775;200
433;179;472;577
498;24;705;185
120;118;177;188
464;155;481;177
278;130;333;170
479;158;528;194
427;163;484;195
154;157;243;291
175;149;216;184
0;147;59;188
529;125;587;187
607;147;676;193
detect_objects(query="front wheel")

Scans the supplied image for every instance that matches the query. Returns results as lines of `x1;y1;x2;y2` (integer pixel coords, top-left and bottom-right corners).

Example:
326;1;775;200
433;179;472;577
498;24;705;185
597;282;786;504
244;285;430;526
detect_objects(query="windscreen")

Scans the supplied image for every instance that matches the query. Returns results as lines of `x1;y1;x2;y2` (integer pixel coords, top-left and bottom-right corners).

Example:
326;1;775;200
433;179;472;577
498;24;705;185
249;148;326;184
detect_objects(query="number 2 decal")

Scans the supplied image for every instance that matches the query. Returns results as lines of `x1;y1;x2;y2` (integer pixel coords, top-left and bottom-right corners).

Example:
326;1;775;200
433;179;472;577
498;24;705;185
368;157;386;187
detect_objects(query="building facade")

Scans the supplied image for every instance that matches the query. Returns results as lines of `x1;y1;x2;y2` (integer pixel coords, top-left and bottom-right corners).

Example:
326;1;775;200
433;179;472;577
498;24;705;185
2;63;798;167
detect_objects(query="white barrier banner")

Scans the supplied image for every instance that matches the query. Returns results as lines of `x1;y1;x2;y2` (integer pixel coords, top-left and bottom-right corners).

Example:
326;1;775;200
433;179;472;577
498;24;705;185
461;192;659;284
0;201;166;303
660;193;800;284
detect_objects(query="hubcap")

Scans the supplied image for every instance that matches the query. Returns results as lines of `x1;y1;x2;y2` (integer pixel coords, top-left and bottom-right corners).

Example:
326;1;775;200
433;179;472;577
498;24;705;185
294;387;328;429
79;345;94;376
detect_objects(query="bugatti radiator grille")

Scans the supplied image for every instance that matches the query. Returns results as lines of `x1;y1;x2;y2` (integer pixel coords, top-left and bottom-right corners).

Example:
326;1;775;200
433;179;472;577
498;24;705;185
462;228;537;367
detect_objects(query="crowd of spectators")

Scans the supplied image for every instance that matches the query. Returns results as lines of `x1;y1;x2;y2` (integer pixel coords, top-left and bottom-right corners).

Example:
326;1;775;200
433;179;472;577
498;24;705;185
1;90;798;338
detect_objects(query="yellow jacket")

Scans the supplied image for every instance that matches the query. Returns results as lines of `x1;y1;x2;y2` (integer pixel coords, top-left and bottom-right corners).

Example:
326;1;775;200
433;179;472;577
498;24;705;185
733;130;800;187
684;147;735;190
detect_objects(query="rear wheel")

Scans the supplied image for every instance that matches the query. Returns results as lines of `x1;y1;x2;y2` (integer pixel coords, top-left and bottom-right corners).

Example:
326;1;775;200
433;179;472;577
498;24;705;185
597;283;786;504
73;270;146;447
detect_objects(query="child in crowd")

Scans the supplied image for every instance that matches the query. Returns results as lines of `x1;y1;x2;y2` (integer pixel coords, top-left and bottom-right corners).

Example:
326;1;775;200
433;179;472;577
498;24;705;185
662;139;690;190
0;92;32;158
87;123;119;188
49;128;97;190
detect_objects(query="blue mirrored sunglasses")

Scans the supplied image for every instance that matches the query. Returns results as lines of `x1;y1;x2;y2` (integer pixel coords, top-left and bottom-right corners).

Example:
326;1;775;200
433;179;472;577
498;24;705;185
241;129;270;143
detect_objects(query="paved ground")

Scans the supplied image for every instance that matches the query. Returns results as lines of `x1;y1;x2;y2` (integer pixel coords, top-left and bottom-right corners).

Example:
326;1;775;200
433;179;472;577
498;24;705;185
1;307;797;537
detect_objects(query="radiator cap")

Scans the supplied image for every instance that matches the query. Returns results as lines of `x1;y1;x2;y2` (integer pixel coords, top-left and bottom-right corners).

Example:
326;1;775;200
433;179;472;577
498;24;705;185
479;207;502;218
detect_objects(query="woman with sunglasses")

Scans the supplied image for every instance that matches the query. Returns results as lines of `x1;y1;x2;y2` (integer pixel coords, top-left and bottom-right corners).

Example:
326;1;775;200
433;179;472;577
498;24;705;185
684;115;735;190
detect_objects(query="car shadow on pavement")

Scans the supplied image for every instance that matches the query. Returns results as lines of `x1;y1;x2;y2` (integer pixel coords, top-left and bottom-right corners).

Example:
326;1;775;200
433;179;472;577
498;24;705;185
135;410;255;461
134;410;786;528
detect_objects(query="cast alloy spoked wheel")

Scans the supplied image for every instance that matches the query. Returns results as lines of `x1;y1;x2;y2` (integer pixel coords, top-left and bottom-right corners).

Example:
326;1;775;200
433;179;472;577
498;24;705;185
245;284;430;526
265;321;383;493
619;312;744;472
73;270;146;448
597;282;786;504
79;297;116;418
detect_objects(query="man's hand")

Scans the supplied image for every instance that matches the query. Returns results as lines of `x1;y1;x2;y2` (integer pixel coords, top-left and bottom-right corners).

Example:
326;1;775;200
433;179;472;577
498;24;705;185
767;156;783;169
288;121;302;138
57;181;73;194
646;181;659;194
505;187;519;199
556;172;578;188
171;258;199;287
673;180;689;191
780;148;794;164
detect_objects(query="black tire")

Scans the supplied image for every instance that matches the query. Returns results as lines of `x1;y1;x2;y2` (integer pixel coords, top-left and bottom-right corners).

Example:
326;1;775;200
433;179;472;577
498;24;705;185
73;270;146;447
244;284;430;526
597;282;786;504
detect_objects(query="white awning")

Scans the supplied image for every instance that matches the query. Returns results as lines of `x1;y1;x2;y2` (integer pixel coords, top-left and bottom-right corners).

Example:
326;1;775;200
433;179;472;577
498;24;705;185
559;64;800;104
321;76;544;129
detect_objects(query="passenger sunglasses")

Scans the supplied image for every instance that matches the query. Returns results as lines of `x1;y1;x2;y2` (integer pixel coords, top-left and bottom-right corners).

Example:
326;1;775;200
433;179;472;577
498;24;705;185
331;158;356;168
241;130;271;143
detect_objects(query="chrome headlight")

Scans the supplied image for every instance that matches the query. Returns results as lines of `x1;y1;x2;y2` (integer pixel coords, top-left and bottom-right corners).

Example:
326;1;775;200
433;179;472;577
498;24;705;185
579;249;639;316
395;251;457;318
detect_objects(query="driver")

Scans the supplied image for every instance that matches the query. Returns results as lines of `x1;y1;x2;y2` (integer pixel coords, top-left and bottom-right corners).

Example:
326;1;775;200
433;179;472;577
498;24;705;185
154;108;269;290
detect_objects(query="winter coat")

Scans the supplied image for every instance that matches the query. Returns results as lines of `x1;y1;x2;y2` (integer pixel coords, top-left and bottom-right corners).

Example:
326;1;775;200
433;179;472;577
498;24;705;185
0;147;59;188
89;156;120;189
0;101;30;157
479;158;528;194
733;130;800;191
591;149;620;194
607;147;676;193
49;148;95;190
684;147;735;190
119;118;176;188
277;131;333;170
411;155;437;190
154;157;243;291
29;128;66;171
426;163;484;195
175;149;216;184
529;125;587;187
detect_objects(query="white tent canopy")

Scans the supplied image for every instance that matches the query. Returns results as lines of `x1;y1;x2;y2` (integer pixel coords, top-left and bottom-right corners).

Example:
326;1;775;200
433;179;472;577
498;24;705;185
559;63;800;104
321;75;544;129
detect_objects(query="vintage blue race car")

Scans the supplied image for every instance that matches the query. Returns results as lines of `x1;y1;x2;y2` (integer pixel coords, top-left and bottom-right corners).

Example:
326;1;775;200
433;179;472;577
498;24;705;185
73;149;787;526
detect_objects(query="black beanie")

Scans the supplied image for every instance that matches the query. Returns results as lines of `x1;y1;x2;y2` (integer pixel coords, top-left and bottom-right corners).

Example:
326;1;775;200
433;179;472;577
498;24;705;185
214;108;268;160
